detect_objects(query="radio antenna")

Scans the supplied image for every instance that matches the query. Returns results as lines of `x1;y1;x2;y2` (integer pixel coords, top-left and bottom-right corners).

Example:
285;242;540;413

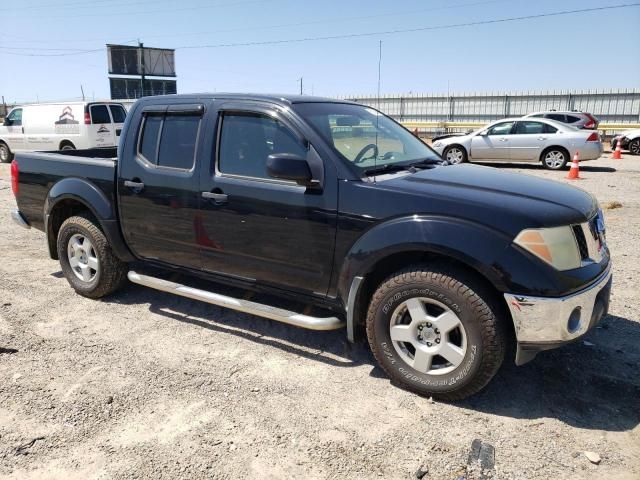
374;40;382;183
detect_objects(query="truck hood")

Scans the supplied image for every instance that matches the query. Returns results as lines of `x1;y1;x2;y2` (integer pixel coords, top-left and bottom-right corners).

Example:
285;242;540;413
379;164;598;233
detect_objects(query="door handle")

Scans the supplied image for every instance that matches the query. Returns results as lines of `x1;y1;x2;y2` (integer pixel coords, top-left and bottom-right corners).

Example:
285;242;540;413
202;192;228;204
124;180;145;190
537;137;547;141
498;138;508;142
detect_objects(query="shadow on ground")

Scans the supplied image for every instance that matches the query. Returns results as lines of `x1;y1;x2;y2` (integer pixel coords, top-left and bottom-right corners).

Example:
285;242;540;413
99;272;639;433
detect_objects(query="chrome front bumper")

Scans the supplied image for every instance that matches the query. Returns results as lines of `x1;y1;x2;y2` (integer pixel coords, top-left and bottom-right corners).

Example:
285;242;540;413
11;209;30;229
505;264;612;365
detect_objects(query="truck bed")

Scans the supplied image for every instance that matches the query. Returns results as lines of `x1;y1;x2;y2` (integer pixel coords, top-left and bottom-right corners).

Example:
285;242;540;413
13;148;118;232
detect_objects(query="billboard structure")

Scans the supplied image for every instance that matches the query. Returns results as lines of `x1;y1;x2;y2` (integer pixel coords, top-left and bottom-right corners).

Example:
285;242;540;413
107;44;177;99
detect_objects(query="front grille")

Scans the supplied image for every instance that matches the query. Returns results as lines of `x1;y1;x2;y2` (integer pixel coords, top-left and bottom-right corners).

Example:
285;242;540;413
573;215;604;264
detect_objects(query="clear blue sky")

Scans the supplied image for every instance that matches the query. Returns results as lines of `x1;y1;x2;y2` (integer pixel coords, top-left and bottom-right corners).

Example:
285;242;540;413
1;0;639;103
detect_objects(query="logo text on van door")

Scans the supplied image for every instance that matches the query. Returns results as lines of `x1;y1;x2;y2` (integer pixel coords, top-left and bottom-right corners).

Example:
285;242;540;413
54;106;79;134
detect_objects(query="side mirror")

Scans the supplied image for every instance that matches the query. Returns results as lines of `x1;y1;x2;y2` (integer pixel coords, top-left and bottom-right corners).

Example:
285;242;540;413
3;119;12;126
479;130;488;136
267;153;315;186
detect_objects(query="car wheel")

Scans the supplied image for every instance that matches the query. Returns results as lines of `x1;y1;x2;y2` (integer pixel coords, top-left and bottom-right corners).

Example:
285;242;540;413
0;143;12;163
443;145;467;165
366;264;506;401
541;148;568;170
57;214;128;299
629;139;640;156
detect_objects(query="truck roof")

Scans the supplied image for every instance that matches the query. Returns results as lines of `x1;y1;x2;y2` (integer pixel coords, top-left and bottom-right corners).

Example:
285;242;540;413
135;93;357;106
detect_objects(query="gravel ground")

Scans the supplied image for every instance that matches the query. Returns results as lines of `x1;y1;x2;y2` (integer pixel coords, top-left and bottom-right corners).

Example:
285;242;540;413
0;154;639;480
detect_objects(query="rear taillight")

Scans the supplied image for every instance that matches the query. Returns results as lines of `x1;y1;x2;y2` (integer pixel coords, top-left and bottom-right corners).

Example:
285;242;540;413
584;120;595;129
11;160;18;196
84;111;91;124
586;132;599;142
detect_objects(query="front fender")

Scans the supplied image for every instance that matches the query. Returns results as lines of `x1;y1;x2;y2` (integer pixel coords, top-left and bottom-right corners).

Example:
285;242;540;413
337;215;561;304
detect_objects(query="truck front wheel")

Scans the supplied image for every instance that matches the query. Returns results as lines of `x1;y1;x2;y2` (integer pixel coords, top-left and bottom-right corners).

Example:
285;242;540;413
366;265;505;400
57;214;127;299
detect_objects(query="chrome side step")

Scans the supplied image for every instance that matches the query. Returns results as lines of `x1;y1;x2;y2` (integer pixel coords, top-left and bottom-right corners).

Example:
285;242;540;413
127;271;345;331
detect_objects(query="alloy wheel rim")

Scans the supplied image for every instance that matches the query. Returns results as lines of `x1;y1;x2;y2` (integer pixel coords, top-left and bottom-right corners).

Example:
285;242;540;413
446;148;464;164
67;234;99;282
545;151;564;168
631;141;640;155
0;146;7;162
389;297;467;375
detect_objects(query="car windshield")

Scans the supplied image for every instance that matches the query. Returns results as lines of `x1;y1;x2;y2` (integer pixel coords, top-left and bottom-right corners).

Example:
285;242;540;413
293;102;442;176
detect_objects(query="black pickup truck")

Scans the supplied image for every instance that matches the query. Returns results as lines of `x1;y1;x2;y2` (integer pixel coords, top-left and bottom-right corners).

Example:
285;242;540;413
10;94;612;400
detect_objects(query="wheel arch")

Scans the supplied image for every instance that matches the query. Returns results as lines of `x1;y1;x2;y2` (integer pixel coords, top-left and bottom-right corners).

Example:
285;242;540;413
45;179;134;262
59;140;76;150
539;145;569;164
339;215;520;344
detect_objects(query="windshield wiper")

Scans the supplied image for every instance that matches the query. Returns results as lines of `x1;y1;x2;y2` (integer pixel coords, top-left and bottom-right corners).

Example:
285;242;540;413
364;163;414;176
406;158;446;168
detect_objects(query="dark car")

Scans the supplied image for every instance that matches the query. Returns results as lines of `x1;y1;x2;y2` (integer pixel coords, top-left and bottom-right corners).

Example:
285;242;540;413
9;94;612;400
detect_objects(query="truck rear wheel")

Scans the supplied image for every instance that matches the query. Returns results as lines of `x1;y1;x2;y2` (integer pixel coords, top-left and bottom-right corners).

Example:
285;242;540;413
57;214;127;299
366;265;505;401
0;142;11;163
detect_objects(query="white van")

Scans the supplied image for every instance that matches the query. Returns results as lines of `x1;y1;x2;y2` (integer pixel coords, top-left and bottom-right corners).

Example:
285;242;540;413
0;102;127;162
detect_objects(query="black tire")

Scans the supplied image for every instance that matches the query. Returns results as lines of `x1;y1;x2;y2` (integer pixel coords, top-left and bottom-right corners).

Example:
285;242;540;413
629;138;640;156
541;147;569;170
366;265;505;401
60;141;76;151
57;214;127;299
442;145;468;165
0;142;12;163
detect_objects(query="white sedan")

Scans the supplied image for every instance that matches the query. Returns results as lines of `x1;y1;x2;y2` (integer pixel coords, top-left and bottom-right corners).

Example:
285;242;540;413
431;118;603;170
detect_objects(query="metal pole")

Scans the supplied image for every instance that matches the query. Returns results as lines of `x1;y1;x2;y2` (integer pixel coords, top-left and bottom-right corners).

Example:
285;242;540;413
139;41;145;98
80;85;85;101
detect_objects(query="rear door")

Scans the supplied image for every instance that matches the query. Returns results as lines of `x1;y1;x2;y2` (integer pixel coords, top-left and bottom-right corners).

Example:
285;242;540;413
470;121;514;160
108;104;127;144
510;120;555;161
88;104;117;147
118;103;205;269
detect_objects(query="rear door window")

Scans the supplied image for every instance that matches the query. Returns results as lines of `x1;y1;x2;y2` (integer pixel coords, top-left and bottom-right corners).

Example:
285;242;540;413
90;105;111;124
546;113;566;122
566;115;582;123
139;115;163;163
157;114;200;170
515;121;546;135
109;105;127;123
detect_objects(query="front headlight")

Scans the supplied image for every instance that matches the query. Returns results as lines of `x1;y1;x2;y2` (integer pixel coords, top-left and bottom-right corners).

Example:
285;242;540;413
514;226;581;271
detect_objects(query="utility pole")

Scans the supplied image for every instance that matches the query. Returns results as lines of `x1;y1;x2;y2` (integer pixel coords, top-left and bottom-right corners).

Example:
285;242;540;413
80;85;85;101
298;77;303;95
139;40;145;98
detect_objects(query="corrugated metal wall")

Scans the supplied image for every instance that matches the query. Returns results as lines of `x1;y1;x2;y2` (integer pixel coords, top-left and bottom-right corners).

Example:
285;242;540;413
340;88;640;131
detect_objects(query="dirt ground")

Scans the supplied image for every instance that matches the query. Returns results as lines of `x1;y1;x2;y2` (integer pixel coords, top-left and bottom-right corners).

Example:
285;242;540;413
0;154;639;480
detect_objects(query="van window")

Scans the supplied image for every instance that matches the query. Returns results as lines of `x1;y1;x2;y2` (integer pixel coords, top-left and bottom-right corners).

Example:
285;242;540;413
157;115;200;170
7;108;22;126
91;105;111;124
139;115;162;162
109;105;127;123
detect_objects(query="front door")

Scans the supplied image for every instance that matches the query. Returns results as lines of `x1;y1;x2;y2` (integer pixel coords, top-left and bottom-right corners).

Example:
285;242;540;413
118;104;205;269
197;103;338;297
470;121;515;160
3;108;26;152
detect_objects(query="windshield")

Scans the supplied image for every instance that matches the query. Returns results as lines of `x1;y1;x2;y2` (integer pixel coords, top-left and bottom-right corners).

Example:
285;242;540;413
293;102;442;176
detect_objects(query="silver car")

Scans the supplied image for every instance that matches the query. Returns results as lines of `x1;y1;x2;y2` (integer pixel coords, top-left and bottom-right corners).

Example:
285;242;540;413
431;118;603;170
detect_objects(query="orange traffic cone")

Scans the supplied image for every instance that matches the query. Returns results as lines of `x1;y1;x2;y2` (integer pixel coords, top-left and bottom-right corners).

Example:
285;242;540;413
566;151;581;180
612;136;623;159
